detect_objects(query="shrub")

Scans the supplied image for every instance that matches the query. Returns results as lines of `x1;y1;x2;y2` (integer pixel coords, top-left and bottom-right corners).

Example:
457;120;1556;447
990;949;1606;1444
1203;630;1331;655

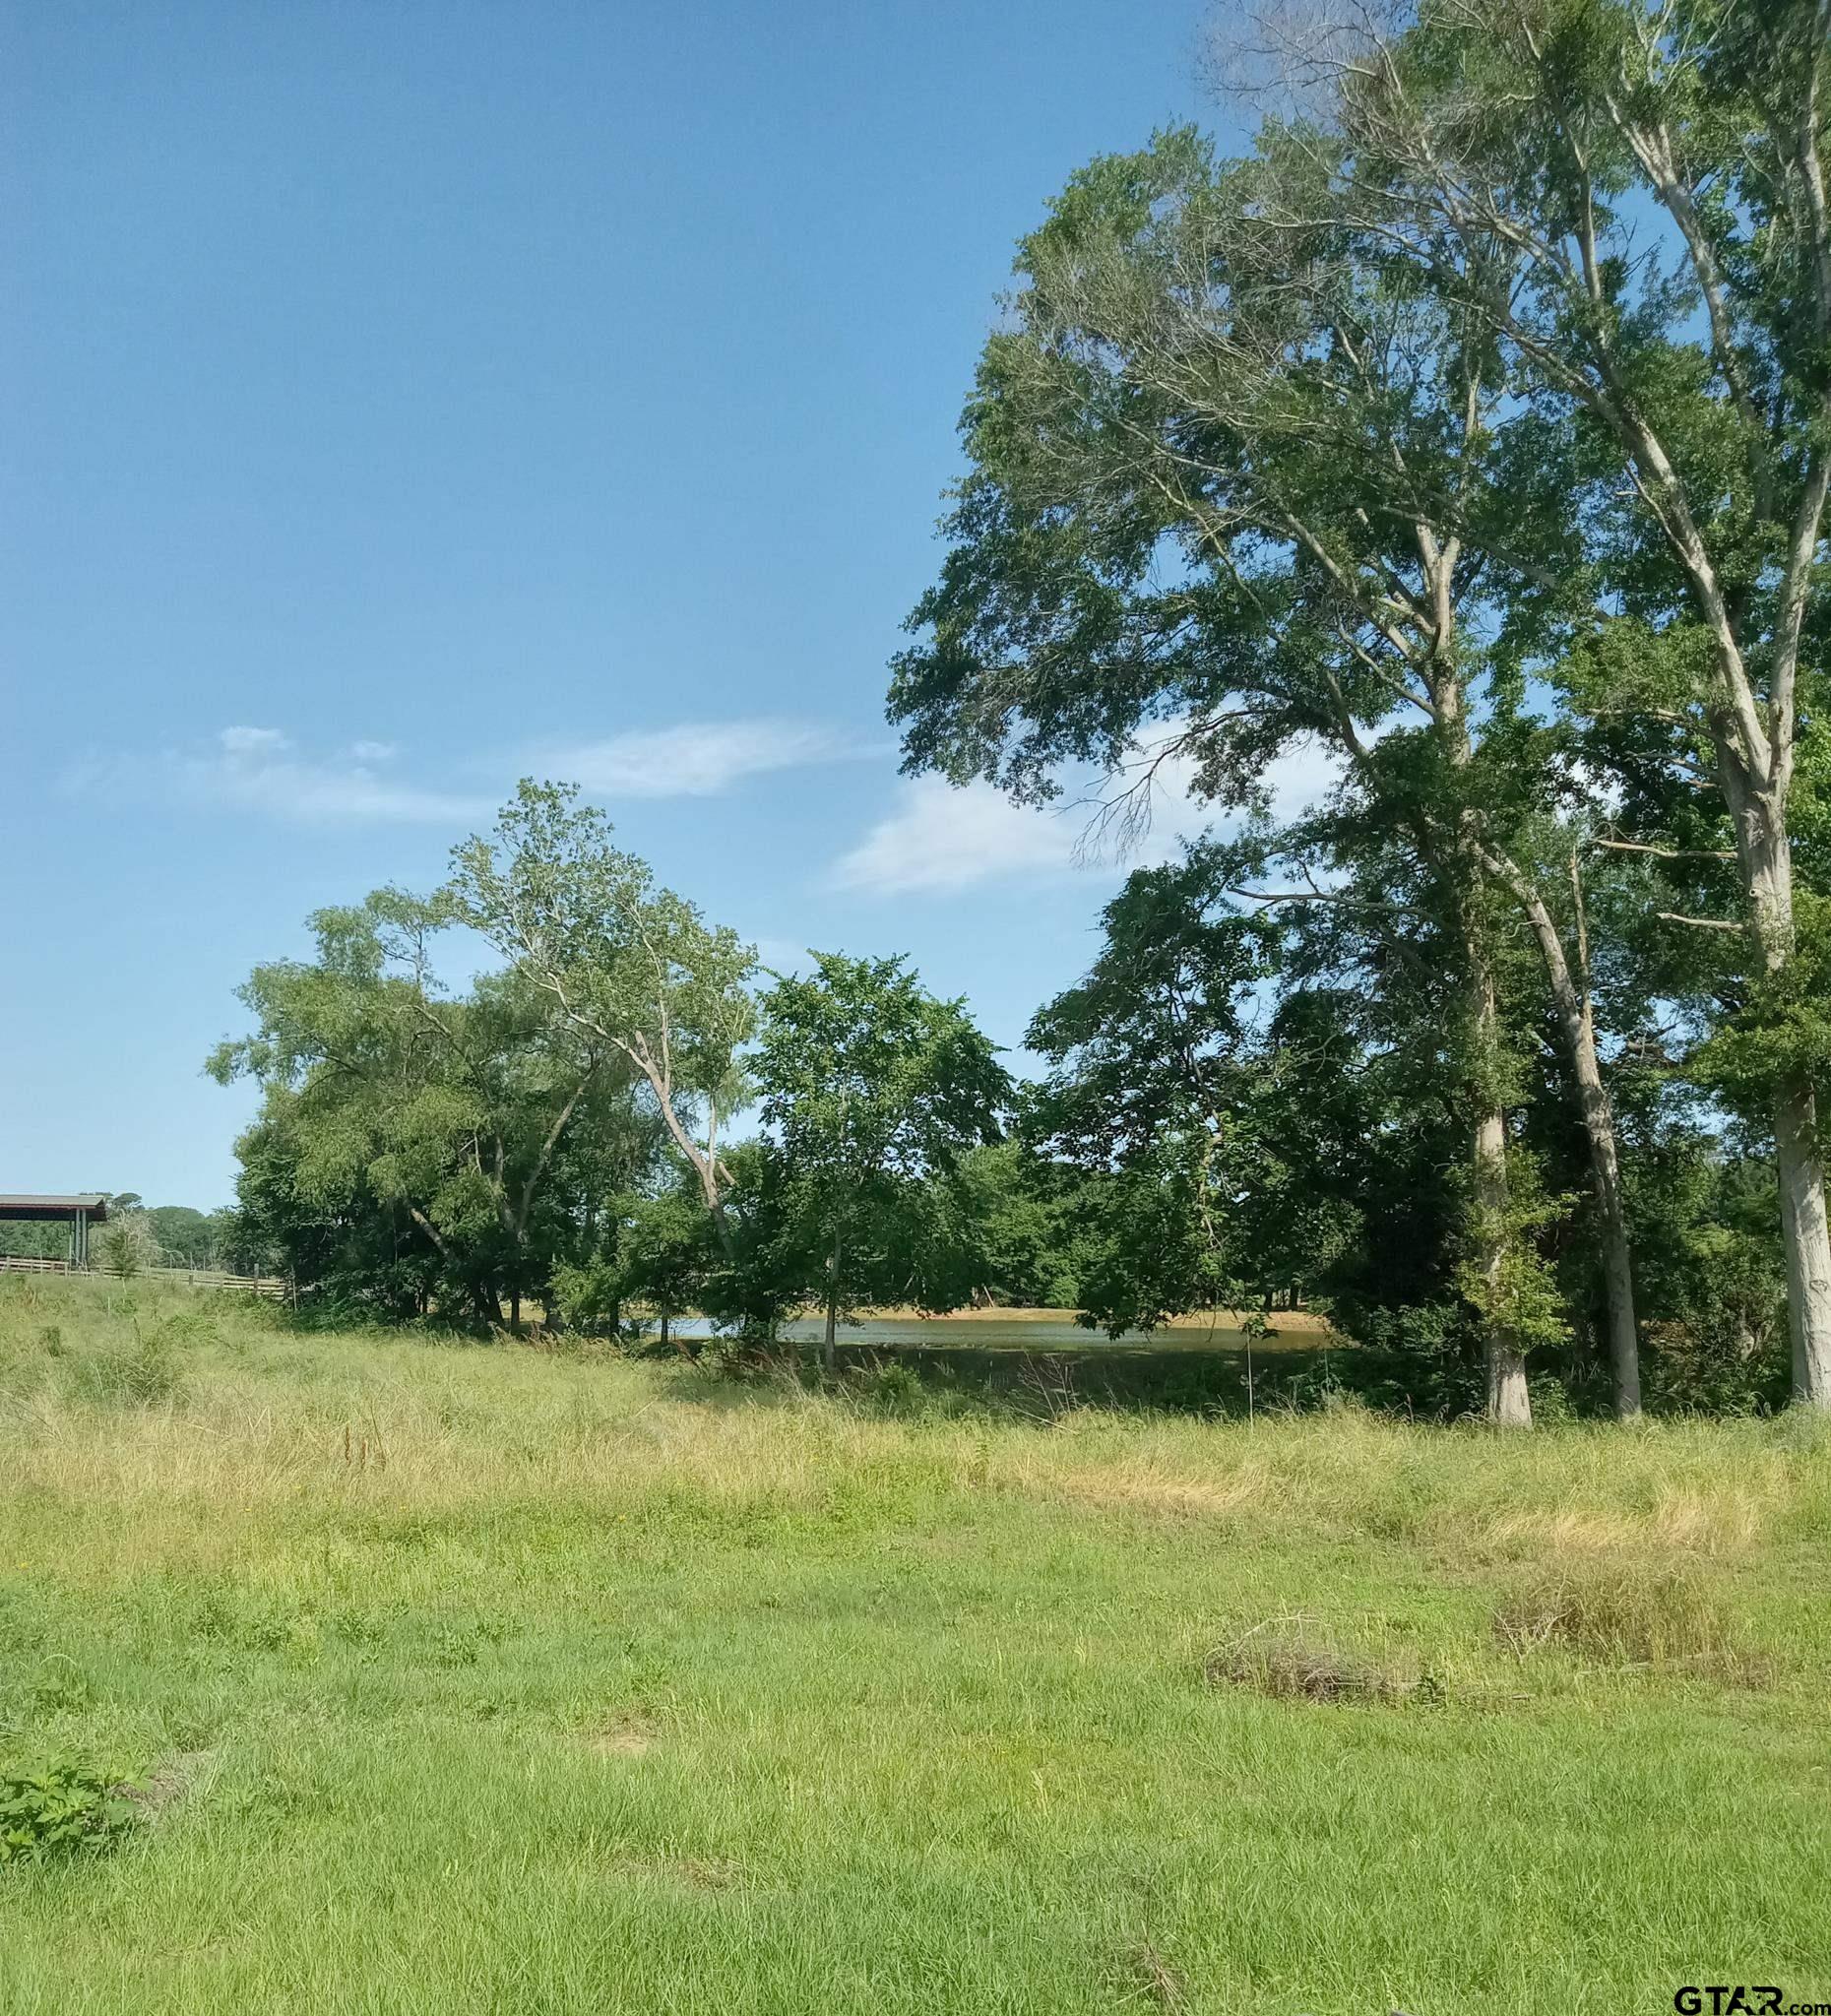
854;1359;926;1417
0;1763;141;1866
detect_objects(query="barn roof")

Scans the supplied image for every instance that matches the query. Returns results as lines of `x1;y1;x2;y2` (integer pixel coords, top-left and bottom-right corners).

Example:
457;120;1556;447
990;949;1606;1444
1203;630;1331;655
0;1194;111;1221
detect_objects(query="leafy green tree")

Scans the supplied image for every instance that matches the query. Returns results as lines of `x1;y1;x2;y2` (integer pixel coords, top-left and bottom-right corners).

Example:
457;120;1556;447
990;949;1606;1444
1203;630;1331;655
144;1206;215;1268
445;782;756;1252
550;1180;712;1344
211;890;641;1323
1026;843;1442;1338
753;954;1010;1370
945;1139;1087;1310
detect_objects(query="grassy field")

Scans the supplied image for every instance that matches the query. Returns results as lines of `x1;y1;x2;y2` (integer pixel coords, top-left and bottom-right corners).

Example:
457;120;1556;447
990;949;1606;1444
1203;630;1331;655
2;1276;1828;2014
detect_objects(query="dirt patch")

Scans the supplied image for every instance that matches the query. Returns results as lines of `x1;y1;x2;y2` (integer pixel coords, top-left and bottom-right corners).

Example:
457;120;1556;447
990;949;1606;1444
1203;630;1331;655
115;1747;217;1816
581;1715;660;1758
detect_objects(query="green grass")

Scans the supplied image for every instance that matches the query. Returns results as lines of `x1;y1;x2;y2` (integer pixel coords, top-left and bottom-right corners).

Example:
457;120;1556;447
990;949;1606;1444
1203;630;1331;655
2;1275;1828;2013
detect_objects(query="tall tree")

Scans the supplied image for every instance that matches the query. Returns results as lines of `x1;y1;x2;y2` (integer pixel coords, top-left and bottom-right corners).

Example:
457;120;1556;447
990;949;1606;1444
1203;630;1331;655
211;889;635;1322
444;782;757;1251
1280;0;1831;1399
753;953;1010;1371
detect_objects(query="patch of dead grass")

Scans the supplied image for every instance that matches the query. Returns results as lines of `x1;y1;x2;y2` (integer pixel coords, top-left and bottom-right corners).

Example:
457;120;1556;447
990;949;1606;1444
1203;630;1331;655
581;1714;660;1758
1204;1616;1440;1705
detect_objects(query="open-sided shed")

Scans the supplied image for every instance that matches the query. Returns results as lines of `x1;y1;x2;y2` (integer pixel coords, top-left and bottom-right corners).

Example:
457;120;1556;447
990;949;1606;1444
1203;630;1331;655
0;1193;110;1269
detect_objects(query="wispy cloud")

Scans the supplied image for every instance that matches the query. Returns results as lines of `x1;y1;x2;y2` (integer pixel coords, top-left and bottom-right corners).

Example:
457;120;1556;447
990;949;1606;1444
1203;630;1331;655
67;727;492;827
68;713;880;828
828;728;1349;898
549;718;877;799
829;778;1082;895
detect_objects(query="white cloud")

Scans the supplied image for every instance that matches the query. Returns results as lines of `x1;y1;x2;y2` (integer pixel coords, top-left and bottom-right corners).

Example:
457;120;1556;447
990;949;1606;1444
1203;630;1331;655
67;728;491;827
68;711;880;831
829;778;1081;895
828;726;1352;899
218;724;290;757
551;718;876;799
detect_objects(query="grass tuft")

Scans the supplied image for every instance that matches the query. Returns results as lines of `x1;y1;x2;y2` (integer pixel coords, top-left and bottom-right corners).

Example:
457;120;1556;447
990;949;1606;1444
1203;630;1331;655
1203;1616;1440;1705
1491;1564;1750;1673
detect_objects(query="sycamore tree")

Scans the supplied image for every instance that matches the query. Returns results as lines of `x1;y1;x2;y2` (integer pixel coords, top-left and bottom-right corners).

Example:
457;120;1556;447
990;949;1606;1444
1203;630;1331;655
754;953;1010;1372
1254;0;1831;1399
444;782;757;1253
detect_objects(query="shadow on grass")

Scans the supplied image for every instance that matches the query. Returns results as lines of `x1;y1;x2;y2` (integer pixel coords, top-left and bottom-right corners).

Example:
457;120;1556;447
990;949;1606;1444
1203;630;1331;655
656;1336;1414;1421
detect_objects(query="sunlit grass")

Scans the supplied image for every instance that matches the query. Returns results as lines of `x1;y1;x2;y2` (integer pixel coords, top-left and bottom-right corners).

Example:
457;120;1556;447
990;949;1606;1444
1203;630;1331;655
2;1275;1827;2012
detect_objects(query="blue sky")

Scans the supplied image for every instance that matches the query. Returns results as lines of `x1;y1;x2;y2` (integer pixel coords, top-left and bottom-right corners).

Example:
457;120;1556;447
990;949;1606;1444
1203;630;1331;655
1;0;1290;1207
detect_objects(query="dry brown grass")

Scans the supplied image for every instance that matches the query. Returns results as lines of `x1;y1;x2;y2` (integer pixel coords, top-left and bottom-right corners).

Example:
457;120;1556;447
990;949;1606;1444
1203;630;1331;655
1203;1614;1441;1705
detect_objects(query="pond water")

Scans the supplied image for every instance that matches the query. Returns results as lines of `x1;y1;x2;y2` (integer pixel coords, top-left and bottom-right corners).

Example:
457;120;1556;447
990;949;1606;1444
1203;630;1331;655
664;1313;1319;1354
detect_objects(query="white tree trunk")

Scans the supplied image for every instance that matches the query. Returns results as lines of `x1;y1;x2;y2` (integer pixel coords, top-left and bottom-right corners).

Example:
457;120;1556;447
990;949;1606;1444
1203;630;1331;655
1474;1099;1533;1427
1743;819;1831;1406
1481;850;1641;1417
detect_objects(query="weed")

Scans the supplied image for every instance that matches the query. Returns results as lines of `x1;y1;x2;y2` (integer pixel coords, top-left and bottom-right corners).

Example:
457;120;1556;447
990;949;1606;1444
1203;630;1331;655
0;1761;141;1866
65;1324;184;1408
853;1359;926;1417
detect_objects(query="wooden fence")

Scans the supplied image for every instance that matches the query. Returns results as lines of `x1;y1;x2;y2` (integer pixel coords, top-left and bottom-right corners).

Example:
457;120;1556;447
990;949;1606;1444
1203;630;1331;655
0;1255;289;1299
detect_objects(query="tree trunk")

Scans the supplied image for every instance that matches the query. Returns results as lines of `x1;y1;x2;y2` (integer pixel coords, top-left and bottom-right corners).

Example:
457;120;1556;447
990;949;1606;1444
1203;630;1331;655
1745;816;1831;1406
823;1225;841;1378
1481;850;1641;1417
510;1286;522;1330
1776;1072;1831;1403
1474;1097;1533;1427
1468;955;1533;1428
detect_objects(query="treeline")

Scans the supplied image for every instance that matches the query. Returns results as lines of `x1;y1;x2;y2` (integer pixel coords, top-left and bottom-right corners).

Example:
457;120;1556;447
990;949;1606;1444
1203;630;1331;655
217;0;1830;1428
216;772;1794;1422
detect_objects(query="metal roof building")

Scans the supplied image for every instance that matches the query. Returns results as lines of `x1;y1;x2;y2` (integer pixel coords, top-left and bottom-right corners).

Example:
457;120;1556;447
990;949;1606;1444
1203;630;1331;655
0;1194;110;1269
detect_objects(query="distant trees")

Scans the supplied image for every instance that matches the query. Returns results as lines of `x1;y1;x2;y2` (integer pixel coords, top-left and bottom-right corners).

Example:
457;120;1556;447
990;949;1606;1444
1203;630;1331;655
209;791;713;1324
196;752;1802;1417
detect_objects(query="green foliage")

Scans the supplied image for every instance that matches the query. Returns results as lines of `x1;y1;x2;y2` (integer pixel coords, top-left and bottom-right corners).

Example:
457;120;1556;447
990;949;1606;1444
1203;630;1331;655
210;834;683;1325
0;1762;140;1866
444;781;756;1238
752;953;1011;1337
